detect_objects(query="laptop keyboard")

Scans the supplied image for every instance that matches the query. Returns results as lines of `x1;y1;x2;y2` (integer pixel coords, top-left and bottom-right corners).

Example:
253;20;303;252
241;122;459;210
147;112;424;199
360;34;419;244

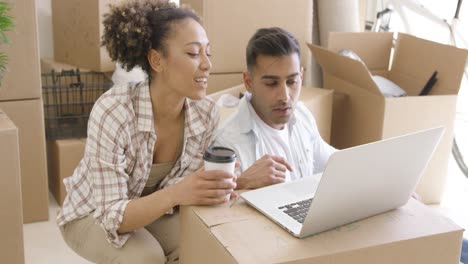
278;198;313;224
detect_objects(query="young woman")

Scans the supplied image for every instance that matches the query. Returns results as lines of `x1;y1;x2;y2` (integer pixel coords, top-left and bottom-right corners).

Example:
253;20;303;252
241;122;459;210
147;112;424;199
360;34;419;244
57;1;236;263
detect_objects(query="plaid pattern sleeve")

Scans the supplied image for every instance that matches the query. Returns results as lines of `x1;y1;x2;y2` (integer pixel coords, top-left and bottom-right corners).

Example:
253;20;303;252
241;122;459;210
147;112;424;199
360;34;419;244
59;90;135;247
57;82;155;248
86;94;133;246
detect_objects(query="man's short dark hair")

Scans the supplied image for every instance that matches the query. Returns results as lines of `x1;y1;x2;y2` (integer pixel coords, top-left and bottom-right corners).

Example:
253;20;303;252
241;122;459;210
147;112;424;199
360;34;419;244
246;27;301;72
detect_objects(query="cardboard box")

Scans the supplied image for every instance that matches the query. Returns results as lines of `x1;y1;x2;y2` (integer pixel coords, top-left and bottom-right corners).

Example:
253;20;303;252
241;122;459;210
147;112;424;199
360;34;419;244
41;57;114;79
180;198;463;264
40;57;91;73
0;0;41;101
181;0;312;75
308;32;468;204
0;110;25;264
210;85;333;143
51;0;120;72
0;99;49;223
47;139;86;205
207;73;243;95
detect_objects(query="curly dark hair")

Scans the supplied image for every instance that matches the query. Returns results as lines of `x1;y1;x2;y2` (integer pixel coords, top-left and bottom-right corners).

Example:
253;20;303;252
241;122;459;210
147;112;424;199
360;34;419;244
101;0;200;78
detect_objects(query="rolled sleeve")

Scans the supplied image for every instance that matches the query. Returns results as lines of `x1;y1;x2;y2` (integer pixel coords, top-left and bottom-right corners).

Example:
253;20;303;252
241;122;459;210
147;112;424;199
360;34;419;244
87;97;133;248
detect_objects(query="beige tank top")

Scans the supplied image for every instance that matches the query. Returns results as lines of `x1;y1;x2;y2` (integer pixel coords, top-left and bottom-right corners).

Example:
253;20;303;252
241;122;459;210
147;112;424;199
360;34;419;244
141;126;184;197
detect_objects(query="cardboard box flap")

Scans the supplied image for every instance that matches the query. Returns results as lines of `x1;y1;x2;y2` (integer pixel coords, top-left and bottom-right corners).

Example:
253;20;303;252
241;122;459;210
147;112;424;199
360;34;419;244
308;43;381;95
392;33;468;95
328;32;393;71
190;201;260;227
0;110;16;131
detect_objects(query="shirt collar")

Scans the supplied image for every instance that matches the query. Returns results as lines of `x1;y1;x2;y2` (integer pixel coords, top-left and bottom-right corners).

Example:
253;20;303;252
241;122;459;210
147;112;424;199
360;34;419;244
135;81;154;133
134;81;206;138
183;98;206;138
237;92;256;134
237;92;297;133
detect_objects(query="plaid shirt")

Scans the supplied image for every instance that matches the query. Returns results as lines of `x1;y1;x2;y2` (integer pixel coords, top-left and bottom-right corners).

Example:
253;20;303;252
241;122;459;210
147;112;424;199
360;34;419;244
57;81;219;248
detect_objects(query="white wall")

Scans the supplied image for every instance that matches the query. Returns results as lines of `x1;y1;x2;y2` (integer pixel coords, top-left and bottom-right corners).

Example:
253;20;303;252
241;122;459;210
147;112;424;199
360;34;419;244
36;0;53;58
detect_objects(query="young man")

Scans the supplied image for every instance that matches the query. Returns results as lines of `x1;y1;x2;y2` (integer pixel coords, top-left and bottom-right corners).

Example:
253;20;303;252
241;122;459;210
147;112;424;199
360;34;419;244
215;27;336;190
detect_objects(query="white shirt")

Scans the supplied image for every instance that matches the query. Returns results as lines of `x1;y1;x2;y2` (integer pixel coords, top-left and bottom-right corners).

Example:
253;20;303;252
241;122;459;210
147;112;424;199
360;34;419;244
215;92;336;179
248;102;297;181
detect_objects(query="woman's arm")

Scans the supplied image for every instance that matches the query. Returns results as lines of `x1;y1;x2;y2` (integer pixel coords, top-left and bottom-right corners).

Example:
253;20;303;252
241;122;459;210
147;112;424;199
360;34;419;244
118;169;235;233
119;100;235;233
117;184;177;233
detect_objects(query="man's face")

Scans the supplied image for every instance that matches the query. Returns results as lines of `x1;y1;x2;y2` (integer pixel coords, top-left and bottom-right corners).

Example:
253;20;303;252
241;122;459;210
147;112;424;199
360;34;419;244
244;53;303;130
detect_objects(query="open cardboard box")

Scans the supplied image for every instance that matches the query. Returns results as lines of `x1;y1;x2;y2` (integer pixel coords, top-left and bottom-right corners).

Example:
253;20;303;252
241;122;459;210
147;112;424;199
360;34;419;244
180;198;463;263
308;32;468;204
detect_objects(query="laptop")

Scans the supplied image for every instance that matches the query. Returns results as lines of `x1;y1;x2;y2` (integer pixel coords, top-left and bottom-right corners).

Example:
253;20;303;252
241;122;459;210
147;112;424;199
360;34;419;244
240;127;444;238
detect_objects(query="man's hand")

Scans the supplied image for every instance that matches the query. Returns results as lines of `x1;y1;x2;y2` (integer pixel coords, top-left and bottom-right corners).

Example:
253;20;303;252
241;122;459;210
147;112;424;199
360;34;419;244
237;154;293;189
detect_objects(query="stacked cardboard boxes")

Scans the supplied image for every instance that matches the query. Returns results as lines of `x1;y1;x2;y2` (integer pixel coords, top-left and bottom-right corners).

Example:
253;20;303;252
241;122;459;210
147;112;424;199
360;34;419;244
51;0;121;72
49;0;120;205
0;111;25;264
0;0;49;223
180;0;313;92
52;0;313;92
309;32;468;204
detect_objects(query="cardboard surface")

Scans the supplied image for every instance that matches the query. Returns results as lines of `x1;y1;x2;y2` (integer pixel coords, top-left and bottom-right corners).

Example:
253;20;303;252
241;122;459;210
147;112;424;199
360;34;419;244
41;57;113;79
207;73;243;95
180;198;463;264
41;57;91;73
0;0;41;101
0;99;49;223
209;85;333;143
47;139;86;205
309;32;468;203
0;110;25;264
52;0;118;72
181;0;312;74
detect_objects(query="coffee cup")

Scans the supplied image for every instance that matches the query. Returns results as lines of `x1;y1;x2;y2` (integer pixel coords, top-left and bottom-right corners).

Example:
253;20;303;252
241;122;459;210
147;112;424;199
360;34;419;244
203;146;237;200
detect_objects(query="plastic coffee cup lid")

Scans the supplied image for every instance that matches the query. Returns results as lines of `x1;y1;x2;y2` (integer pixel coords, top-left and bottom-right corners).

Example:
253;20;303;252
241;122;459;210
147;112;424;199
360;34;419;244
203;146;236;163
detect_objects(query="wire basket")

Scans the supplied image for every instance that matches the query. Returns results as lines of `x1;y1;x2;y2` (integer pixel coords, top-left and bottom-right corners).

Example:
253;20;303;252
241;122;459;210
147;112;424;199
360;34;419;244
42;69;113;140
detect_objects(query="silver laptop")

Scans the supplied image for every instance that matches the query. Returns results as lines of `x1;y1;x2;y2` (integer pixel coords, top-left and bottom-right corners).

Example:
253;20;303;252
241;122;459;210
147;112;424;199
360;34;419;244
240;127;444;238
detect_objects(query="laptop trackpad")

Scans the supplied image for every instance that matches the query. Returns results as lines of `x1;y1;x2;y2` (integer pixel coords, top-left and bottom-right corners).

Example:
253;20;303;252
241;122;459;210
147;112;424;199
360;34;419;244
281;177;319;197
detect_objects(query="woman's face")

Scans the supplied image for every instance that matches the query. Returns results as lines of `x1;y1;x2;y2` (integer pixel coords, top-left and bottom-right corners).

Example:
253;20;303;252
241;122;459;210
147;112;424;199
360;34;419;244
156;18;212;100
